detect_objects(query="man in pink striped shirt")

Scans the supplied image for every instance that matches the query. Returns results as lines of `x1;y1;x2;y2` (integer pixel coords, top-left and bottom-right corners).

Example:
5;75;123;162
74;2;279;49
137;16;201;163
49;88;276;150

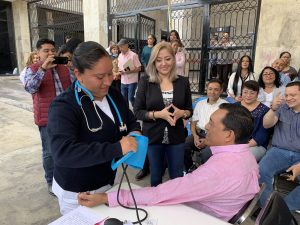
78;103;260;221
117;38;141;107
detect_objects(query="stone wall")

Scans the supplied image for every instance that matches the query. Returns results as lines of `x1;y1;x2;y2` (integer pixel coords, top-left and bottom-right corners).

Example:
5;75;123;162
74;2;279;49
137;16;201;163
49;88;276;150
254;0;300;73
12;0;31;71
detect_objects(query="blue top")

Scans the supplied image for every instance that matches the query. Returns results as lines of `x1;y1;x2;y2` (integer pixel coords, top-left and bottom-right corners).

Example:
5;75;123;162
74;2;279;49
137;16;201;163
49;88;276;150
235;102;270;148
141;45;153;68
280;72;291;86
272;104;300;152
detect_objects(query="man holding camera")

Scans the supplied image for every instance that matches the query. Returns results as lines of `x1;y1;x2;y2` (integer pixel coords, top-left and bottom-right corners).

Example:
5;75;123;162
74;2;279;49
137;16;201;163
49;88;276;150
24;38;71;196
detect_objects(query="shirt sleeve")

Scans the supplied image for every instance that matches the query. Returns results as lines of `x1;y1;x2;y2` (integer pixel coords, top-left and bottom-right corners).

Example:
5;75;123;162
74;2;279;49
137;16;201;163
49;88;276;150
192;103;200;122
227;73;235;96
24;67;46;94
47;99;124;168
184;78;193;117
19;67;27;86
133;53;142;68
108;164;222;207
141;47;146;67
133;77;153;122
252;114;270;147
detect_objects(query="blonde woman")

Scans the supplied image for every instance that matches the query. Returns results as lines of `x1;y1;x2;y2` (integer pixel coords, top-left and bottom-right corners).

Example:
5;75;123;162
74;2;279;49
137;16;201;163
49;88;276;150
19;51;39;85
134;42;192;186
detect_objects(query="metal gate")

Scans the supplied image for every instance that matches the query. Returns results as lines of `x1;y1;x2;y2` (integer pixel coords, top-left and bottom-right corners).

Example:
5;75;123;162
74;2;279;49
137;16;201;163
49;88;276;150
170;5;206;93
171;0;261;93
109;0;261;94
109;13;155;56
27;0;83;50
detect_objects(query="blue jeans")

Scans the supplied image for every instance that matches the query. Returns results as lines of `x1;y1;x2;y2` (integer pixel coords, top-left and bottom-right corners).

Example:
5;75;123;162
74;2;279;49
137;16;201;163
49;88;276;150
121;83;137;107
259;147;300;211
148;143;185;187
39;126;54;185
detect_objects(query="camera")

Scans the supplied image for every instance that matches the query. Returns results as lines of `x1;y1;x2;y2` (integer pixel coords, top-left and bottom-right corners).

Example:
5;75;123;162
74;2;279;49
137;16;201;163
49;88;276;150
53;56;69;65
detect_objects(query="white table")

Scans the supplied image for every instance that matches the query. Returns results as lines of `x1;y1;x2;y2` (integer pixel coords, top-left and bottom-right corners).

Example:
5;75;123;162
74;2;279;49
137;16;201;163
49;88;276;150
89;183;230;225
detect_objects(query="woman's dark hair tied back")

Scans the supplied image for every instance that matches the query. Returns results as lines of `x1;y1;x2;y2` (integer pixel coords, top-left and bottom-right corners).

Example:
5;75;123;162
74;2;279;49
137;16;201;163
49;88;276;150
72;41;109;73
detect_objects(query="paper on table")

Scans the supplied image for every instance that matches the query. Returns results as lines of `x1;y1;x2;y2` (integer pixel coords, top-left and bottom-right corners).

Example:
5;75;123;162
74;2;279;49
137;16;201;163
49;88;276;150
49;206;106;225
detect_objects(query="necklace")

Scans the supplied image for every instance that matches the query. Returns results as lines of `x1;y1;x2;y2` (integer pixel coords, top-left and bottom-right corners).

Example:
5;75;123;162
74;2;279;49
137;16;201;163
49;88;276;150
241;73;249;82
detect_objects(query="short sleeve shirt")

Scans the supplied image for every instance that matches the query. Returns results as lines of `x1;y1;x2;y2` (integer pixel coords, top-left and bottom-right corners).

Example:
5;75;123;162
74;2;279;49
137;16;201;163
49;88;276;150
118;50;141;84
192;98;228;130
272;104;300;152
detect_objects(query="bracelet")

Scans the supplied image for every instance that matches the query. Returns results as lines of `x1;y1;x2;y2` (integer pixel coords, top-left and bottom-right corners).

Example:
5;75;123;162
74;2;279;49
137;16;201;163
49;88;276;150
152;110;156;121
40;66;46;72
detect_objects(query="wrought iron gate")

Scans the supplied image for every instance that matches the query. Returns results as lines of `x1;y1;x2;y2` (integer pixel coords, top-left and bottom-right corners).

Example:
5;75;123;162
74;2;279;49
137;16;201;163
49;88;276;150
108;13;155;56
170;0;261;93
27;0;83;50
109;0;261;94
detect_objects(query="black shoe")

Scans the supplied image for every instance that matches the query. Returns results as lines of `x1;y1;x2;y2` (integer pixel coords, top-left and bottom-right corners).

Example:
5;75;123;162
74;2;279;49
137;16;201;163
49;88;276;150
135;169;149;180
48;184;56;197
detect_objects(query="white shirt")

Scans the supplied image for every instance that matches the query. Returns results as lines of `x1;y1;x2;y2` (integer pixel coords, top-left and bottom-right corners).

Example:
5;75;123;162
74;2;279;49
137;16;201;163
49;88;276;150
227;72;258;97
263;92;273;108
192;98;228;130
257;86;285;108
95;96;115;123
19;67;27;86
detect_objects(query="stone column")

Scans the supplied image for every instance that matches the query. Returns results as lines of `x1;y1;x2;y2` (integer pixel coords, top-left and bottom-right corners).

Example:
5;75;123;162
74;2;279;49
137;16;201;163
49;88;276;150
12;0;31;71
254;0;300;73
83;0;108;47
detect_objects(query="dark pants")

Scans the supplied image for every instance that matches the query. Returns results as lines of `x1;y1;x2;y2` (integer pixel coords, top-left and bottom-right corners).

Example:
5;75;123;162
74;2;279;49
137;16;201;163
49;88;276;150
259;147;300;211
216;64;232;92
141;155;150;172
39;126;54;185
148;143;185;187
112;80;121;93
210;63;218;79
184;135;212;171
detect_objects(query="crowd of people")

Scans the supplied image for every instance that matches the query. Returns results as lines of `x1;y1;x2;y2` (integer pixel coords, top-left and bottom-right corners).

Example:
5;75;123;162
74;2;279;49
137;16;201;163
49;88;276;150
19;30;300;222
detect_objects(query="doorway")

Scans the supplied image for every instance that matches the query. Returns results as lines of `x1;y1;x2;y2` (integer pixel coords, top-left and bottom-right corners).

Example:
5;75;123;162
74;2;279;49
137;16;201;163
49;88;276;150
0;1;16;74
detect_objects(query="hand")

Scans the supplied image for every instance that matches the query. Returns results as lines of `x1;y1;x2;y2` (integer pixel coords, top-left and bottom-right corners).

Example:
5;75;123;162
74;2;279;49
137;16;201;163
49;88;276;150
234;96;243;102
170;104;185;123
198;138;206;149
158;105;176;126
120;135;137;155
41;55;56;70
78;192;108;207
271;92;283;111
113;72;121;80
193;134;201;149
286;163;300;181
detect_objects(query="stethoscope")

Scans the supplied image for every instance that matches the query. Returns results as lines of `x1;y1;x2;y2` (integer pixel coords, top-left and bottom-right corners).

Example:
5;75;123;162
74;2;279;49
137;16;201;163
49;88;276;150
74;80;127;133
